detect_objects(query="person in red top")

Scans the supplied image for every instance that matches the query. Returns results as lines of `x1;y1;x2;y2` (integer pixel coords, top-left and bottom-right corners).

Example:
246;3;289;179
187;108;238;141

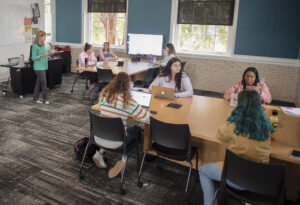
224;67;272;104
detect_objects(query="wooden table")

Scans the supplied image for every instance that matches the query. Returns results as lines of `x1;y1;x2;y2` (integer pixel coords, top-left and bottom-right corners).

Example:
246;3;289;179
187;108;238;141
92;96;300;164
91;96;300;200
77;58;156;80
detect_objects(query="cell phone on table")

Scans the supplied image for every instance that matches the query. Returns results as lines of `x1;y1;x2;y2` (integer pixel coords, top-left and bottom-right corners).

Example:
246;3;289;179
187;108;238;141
290;150;300;159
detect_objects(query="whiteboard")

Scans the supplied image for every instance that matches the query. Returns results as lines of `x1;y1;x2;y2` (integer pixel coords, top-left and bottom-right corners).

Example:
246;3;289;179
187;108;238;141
0;1;35;46
0;0;44;82
127;33;163;56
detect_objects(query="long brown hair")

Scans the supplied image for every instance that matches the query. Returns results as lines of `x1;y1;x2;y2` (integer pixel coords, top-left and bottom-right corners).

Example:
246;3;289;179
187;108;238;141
166;43;176;56
34;31;46;47
100;72;130;108
103;42;110;52
159;57;183;91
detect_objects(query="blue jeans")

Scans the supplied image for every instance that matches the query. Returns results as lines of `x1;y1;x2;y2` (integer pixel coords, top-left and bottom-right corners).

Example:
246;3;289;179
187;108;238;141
122;126;141;158
199;163;244;205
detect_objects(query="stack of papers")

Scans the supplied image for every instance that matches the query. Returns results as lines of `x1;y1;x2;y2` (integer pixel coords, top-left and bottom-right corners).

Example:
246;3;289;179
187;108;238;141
280;107;300;116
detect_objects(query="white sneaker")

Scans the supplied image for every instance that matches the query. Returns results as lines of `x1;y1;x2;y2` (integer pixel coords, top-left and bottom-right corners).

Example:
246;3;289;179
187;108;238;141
92;152;107;168
36;100;43;104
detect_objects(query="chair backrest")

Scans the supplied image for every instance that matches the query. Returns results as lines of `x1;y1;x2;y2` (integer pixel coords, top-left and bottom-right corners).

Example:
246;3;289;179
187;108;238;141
76;59;79;67
149;117;191;153
222;150;285;197
143;68;158;88
97;68;114;83
181;61;187;71
89;111;125;143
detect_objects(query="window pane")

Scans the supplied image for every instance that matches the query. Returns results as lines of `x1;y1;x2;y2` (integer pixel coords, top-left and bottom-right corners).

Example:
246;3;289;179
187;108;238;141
116;18;125;32
215;36;227;53
180;24;192;34
91;12;125;46
204;25;215;36
204;36;215;51
191;35;203;50
45;4;52;41
179;34;191;50
92;13;101;18
177;23;228;53
192;25;204;35
115;32;125;46
216;26;228;36
44;0;51;4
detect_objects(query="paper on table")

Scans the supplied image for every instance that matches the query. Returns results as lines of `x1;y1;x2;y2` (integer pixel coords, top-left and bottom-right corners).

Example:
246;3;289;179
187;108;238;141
280;107;300;116
96;62;104;67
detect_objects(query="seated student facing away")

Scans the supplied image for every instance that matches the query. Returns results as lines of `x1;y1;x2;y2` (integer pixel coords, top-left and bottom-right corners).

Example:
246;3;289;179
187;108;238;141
149;57;193;98
224;67;272;104
99;42;118;61
93;72;150;179
78;43;97;85
199;90;274;205
158;43;177;67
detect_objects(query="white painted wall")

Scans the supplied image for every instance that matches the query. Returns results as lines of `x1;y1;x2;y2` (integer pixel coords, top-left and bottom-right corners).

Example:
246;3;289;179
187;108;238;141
0;0;44;82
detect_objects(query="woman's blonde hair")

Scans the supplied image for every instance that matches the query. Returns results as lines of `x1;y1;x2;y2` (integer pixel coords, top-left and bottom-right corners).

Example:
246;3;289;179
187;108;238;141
34;31;46;47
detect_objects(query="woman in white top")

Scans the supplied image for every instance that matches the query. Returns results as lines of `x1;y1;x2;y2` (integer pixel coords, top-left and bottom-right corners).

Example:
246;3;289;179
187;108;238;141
158;43;177;67
149;57;193;98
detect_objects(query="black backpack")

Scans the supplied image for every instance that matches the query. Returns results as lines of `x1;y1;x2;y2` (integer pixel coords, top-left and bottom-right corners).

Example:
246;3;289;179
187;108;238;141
74;137;99;161
83;84;102;103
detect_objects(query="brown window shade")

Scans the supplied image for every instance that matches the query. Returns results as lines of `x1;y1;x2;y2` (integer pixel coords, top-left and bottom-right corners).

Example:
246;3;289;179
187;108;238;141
178;0;234;25
88;0;127;13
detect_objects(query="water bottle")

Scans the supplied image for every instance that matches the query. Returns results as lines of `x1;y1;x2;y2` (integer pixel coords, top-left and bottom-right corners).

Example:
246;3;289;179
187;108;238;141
85;58;89;68
269;110;279;141
152;55;156;67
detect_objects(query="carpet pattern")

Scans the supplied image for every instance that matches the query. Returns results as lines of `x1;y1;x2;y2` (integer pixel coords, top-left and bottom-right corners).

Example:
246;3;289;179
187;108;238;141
0;74;202;205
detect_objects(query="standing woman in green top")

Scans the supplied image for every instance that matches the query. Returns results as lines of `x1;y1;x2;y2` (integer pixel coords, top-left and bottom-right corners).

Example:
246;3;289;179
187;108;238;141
31;31;55;104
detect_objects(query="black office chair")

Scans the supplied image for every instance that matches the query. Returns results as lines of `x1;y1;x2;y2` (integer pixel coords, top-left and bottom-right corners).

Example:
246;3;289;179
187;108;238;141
79;111;141;195
134;67;160;88
181;61;187;71
70;59;89;93
213;150;286;205
138;117;198;202
96;68;114;89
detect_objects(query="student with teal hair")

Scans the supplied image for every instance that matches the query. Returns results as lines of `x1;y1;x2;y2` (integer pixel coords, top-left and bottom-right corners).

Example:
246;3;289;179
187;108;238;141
199;90;274;205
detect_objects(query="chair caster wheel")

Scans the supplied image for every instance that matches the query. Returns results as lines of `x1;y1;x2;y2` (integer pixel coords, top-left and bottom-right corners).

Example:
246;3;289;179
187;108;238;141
119;188;126;195
79;172;84;180
137;181;143;188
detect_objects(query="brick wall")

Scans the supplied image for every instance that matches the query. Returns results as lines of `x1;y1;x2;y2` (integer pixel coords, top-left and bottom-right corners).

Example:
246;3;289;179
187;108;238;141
70;47;300;103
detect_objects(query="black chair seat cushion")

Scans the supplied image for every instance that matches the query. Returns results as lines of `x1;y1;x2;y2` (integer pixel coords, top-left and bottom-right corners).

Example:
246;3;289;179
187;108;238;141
224;185;280;205
134;80;144;88
151;143;197;162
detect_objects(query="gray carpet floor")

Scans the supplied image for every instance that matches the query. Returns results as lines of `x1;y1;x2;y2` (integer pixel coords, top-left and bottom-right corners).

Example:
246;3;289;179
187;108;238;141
0;74;202;205
0;74;296;205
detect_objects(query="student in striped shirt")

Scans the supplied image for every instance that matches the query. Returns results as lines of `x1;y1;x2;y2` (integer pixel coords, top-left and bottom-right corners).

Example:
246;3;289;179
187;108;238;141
92;72;150;179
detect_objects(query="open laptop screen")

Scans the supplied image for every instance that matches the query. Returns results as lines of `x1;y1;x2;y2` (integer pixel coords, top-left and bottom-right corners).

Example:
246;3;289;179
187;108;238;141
131;90;152;108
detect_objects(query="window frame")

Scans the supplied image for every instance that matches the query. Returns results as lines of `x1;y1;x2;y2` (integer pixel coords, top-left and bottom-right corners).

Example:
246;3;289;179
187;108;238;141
87;5;128;49
170;0;238;57
44;0;56;43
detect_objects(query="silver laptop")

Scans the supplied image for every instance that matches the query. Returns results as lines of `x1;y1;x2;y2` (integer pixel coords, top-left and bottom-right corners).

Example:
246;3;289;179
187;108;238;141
152;86;175;100
131;90;152;108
